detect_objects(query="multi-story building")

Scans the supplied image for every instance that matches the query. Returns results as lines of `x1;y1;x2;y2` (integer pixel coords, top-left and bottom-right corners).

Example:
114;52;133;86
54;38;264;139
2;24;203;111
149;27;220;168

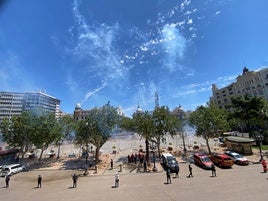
0;91;61;122
0;91;24;121
210;67;268;109
73;103;90;121
73;103;124;121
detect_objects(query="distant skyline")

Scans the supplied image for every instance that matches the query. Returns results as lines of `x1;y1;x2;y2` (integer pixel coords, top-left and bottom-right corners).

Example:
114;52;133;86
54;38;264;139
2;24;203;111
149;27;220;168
0;0;268;116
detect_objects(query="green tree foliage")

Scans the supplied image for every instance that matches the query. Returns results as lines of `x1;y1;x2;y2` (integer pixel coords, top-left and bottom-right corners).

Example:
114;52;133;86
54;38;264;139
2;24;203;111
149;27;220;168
56;114;75;158
229;95;266;133
0;111;35;157
152;106;179;157
120;106;179;162
74;102;119;164
31;113;62;162
132;110;154;163
189;102;229;154
0;111;63;162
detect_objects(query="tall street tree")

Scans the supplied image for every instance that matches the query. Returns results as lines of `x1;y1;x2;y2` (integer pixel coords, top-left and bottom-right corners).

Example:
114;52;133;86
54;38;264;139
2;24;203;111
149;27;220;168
56;114;75;159
75;102;119;165
229;95;266;134
0;111;35;157
120;110;154;163
189;102;229;154
32;113;62;162
152;106;179;157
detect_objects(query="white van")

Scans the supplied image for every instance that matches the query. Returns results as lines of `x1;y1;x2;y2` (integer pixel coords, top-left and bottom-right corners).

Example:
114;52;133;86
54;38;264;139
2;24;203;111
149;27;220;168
161;153;179;173
0;164;25;177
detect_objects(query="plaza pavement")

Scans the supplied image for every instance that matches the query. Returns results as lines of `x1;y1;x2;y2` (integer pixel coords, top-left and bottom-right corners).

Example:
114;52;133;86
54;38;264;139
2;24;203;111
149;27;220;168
0;162;267;201
1;133;267;201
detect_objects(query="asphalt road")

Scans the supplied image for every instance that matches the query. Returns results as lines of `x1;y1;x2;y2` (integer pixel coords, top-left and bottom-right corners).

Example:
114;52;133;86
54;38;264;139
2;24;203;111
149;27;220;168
0;162;267;201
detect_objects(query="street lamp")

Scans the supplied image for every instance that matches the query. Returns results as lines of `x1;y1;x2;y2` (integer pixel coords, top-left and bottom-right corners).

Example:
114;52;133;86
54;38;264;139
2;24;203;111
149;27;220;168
151;143;157;172
255;134;264;162
84;122;90;175
179;114;187;153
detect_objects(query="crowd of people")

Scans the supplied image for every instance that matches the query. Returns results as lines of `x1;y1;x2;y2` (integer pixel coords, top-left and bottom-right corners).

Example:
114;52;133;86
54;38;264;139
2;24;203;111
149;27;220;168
127;153;148;172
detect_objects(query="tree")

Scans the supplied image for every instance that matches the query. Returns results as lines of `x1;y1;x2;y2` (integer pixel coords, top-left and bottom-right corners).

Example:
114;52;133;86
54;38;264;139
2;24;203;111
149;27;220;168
120;110;154;163
229;95;266;134
0;111;35;157
56;114;75;159
31;113;62;162
189;102;229;154
152;106;179;157
74;102;119;164
120;106;179;162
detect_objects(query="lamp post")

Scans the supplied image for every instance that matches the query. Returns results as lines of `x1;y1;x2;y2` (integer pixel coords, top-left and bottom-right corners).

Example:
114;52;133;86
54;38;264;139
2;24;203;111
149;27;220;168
151;143;158;172
84;122;89;175
85;144;89;166
255;134;264;162
179;113;187;153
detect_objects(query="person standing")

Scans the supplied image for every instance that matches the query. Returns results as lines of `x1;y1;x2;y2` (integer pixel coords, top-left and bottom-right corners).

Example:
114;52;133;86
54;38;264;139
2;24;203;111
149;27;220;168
115;172;119;188
72;174;78;188
211;164;216;177
261;159;267;173
166;168;171;184
37;175;42;188
188;164;193;178
5;175;10;188
110;159;113;170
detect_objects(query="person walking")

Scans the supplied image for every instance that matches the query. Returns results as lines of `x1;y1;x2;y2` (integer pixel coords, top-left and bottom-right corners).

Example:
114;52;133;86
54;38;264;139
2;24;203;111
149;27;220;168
5;175;10;188
110;159;113;170
188;164;193;178
114;172;119;188
72;173;78;188
37;175;42;188
166;168;171;184
211;164;216;177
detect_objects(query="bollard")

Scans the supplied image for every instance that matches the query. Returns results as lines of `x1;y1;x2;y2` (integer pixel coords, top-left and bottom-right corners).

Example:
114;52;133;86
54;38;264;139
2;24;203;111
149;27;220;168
119;163;123;172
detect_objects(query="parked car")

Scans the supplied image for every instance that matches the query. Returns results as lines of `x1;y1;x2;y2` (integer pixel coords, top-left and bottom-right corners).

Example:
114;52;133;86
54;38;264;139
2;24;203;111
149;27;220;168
224;151;249;165
209;153;234;168
0;164;25;177
194;153;213;169
161;153;179;174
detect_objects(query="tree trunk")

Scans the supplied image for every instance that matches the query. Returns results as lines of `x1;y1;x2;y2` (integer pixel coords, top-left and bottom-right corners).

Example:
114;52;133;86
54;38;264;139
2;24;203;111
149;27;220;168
57;143;61;159
205;137;211;154
145;138;150;163
95;146;100;166
39;148;44;163
157;143;161;158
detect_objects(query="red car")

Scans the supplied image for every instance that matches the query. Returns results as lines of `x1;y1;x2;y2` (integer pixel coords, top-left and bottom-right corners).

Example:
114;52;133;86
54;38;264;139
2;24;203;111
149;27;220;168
194;153;213;169
209;153;234;168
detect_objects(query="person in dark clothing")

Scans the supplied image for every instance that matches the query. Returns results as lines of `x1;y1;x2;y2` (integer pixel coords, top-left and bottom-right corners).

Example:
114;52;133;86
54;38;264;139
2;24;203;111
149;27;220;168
211;164;216;177
110;159;113;169
37;175;42;188
5;175;10;188
166;168;171;184
72;174;78;188
188;164;193;178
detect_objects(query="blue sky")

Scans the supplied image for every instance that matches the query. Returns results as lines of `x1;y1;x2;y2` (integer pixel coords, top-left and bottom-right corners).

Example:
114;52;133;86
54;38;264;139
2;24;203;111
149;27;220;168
0;0;268;117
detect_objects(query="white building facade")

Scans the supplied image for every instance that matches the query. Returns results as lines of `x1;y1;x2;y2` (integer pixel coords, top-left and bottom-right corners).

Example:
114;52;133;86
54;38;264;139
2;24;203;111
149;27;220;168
210;67;268;109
